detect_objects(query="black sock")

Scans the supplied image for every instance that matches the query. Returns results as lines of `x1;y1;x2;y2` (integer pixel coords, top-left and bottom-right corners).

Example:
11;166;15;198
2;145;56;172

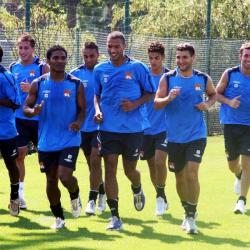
236;171;242;180
131;184;141;194
89;190;98;202
156;185;167;202
186;202;197;218
50;202;64;220
238;196;246;204
98;182;105;195
107;198;119;218
69;187;79;200
10;183;19;200
181;200;188;216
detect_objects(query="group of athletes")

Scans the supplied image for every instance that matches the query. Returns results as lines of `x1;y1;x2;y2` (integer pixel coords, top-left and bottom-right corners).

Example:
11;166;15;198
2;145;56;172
0;31;249;234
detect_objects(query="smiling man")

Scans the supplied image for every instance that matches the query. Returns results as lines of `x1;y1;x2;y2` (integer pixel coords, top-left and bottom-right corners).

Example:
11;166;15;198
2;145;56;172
10;33;49;209
94;31;155;230
216;42;250;215
155;43;216;234
23;45;86;229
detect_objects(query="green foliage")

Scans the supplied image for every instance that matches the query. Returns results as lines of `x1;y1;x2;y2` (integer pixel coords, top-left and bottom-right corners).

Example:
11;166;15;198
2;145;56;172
112;0;250;39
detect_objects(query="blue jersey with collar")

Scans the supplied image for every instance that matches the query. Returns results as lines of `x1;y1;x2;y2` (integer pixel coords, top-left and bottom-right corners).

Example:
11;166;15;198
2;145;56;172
144;68;169;135
36;73;81;151
70;65;97;132
0;65;21;139
165;68;208;143
10;56;45;121
94;57;156;133
220;66;250;126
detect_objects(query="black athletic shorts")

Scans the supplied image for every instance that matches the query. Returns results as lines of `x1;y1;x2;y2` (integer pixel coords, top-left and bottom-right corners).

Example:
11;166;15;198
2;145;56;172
224;124;250;161
140;131;168;160
80;131;98;156
98;131;143;161
168;138;207;173
0;137;18;160
16;118;38;147
38;147;79;173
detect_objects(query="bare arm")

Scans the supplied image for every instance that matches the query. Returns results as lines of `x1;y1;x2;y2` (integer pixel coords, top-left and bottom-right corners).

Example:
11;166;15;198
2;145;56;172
0;99;19;109
196;76;216;111
216;69;241;108
121;92;153;112
43;64;50;74
23;81;43;117
69;84;86;131
94;95;103;123
154;74;180;109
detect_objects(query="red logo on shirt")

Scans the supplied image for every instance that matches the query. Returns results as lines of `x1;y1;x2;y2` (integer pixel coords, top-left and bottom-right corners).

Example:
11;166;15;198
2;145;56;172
125;72;132;80
195;83;201;91
29;70;36;77
64;89;71;97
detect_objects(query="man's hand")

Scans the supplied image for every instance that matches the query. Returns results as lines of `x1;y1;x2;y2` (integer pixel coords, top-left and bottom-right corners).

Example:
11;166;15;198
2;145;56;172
168;87;181;101
33;100;44;115
20;81;31;93
121;99;136;112
94;111;103;123
228;95;241;109
195;102;209;111
69;122;81;132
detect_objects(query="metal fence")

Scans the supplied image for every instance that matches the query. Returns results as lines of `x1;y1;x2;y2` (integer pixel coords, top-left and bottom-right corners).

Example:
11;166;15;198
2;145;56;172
0;29;245;135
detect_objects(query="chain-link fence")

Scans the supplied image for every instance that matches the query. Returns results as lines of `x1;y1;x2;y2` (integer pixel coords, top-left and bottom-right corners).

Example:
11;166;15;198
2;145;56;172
0;29;245;135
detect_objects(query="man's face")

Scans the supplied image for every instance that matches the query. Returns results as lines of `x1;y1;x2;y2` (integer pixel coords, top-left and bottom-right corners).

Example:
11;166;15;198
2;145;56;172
148;52;164;72
176;50;195;72
17;41;34;63
240;49;250;70
47;50;67;73
83;48;99;70
107;38;126;62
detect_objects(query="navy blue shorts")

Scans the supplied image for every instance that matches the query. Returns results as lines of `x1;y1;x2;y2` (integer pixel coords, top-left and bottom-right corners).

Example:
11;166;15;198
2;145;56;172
98;131;143;161
140;131;168;160
167;138;206;173
38;147;79;173
224;124;250;161
80;131;98;156
0;137;18;160
16;118;38;147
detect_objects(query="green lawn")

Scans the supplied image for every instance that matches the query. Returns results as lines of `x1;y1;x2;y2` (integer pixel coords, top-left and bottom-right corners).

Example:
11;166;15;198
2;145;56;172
0;136;249;250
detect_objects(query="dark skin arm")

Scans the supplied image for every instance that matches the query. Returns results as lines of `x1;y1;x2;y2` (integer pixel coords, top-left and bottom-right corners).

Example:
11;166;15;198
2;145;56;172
23;81;43;117
94;95;103;123
69;84;86;131
0;99;20;109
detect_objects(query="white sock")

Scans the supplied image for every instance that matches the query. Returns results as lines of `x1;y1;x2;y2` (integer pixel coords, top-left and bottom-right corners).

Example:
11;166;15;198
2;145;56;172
19;182;24;198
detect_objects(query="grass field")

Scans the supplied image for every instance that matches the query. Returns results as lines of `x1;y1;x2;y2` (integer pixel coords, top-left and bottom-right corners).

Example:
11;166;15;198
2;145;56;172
0;136;250;250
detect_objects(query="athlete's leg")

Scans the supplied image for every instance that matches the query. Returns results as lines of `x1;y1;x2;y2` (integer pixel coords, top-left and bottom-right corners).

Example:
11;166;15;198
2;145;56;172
240;155;250;197
155;149;167;187
147;156;156;187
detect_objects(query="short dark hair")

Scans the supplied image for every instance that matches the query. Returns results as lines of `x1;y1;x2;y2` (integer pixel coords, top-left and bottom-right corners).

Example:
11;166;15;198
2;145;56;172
0;45;3;63
148;42;165;55
46;45;67;60
240;42;250;55
82;42;99;53
176;43;195;56
107;31;126;45
17;33;36;48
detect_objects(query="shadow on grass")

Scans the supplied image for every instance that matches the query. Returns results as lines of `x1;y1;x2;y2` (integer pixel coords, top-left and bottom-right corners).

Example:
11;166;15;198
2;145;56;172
0;226;122;250
121;216;250;248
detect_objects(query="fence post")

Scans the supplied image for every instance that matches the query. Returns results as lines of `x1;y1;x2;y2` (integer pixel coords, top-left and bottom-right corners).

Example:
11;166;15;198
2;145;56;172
205;0;212;135
25;0;30;32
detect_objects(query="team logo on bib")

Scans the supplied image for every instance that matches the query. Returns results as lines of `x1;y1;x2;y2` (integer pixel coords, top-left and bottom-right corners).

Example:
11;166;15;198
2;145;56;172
29;70;36;77
82;80;88;87
43;90;50;98
195;83;201;91
64;89;71;97
125;72;132;80
233;81;240;88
